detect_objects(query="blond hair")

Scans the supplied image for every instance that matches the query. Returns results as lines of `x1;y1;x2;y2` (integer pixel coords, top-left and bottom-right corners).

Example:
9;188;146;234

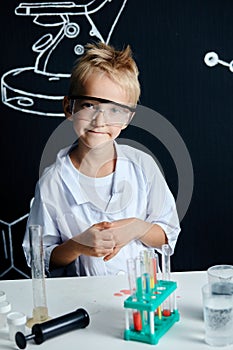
69;42;140;104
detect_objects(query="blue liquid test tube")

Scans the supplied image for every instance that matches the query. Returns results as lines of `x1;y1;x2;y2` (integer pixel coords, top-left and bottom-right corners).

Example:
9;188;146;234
135;256;143;299
140;250;151;295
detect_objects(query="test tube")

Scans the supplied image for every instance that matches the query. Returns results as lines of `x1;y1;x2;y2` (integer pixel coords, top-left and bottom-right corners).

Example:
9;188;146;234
162;244;171;281
140;250;151;295
135;256;143;299
162;244;172;316
127;258;136;296
132;310;142;331
27;225;49;327
149;249;158;289
127;258;142;332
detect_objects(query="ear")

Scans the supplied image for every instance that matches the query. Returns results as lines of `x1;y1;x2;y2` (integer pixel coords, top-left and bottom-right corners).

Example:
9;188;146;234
63;96;73;121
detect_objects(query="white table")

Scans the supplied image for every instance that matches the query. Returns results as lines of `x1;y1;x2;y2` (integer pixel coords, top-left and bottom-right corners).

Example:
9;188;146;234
0;271;232;350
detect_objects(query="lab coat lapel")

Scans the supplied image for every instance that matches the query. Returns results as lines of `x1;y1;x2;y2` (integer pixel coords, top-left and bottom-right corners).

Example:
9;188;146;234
105;144;133;213
59;150;89;205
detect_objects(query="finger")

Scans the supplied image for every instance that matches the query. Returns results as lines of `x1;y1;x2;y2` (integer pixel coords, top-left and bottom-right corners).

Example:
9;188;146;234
103;251;117;261
99;223;113;231
103;246;121;261
95;221;113;230
94;247;114;257
102;221;113;227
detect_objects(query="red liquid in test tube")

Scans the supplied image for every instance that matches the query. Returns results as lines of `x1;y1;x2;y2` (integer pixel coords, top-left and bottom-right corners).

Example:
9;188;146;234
133;311;142;331
162;244;172;316
127;258;143;332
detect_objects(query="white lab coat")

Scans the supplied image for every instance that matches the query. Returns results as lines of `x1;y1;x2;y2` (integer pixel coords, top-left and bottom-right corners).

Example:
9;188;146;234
23;142;180;276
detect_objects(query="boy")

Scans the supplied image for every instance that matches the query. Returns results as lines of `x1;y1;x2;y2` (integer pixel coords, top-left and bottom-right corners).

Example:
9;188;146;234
23;42;180;276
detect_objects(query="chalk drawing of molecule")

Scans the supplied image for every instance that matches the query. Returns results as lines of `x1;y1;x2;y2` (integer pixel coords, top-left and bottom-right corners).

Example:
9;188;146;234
0;214;30;279
204;51;233;72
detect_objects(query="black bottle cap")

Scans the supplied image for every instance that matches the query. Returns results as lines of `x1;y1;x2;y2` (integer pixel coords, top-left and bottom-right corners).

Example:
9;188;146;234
15;332;35;349
15;332;27;349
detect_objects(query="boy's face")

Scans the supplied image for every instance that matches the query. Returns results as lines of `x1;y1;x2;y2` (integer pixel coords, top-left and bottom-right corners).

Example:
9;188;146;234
64;72;135;149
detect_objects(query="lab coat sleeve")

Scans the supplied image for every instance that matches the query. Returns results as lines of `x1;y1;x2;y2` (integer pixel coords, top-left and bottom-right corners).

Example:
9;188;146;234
145;162;181;255
22;183;61;274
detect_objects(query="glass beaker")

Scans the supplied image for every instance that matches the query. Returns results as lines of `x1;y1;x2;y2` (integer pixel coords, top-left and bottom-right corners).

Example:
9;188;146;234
207;265;233;292
202;283;233;346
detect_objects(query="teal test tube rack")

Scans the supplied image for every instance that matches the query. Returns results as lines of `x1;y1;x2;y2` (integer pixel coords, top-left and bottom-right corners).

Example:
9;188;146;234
124;275;180;344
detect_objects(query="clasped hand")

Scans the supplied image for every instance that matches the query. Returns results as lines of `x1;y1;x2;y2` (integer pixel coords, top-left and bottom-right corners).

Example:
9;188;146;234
72;218;152;260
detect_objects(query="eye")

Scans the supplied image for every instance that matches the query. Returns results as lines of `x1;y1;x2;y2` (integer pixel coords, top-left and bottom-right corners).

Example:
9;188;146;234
110;106;123;114
80;102;95;110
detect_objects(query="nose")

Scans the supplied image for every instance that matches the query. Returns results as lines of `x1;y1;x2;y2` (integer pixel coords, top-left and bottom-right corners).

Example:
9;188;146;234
91;109;106;127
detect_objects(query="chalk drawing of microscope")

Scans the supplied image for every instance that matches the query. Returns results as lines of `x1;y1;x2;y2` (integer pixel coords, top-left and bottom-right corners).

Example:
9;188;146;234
1;1;128;117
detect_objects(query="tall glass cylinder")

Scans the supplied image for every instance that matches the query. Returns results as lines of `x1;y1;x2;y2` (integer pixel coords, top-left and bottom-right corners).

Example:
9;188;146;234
28;225;49;327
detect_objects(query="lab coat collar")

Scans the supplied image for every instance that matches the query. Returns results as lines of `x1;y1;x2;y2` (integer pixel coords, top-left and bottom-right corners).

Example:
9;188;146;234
57;141;129;206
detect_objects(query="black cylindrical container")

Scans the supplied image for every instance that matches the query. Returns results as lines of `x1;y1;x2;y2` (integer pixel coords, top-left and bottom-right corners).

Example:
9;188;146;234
33;308;89;344
15;308;90;349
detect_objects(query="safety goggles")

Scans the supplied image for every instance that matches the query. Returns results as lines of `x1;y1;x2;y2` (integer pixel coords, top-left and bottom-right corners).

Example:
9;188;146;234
68;95;136;126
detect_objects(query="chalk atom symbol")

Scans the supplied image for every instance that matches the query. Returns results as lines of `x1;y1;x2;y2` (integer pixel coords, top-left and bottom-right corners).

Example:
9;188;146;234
204;51;233;72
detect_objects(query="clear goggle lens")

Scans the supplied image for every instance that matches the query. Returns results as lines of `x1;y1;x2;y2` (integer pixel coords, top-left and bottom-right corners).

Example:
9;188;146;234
69;96;136;126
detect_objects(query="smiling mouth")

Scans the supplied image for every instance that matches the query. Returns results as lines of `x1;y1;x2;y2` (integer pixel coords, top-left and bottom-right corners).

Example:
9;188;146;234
87;129;107;135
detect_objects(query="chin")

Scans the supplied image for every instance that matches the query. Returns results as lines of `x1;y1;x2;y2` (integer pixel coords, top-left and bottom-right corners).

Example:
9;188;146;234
82;138;113;149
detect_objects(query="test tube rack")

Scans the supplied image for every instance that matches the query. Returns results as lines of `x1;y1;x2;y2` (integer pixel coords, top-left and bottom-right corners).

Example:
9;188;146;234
124;279;180;345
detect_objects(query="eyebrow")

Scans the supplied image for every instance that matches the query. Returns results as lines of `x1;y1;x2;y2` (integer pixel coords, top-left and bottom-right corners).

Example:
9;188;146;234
68;95;136;112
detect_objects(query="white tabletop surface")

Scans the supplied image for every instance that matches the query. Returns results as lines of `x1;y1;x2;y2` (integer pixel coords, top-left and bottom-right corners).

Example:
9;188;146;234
0;271;232;350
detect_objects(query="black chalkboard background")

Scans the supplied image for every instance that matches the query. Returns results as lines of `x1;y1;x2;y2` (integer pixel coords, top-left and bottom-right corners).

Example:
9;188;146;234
0;0;232;279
